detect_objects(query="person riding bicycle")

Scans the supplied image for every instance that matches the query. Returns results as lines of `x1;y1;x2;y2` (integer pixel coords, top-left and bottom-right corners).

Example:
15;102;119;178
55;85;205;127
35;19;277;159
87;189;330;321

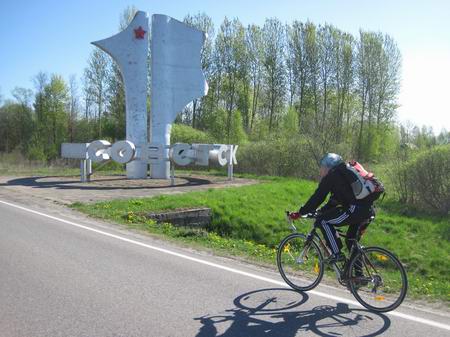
290;153;375;263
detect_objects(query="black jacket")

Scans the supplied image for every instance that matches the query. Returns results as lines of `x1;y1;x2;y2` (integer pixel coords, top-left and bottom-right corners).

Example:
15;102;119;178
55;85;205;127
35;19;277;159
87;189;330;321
299;163;372;215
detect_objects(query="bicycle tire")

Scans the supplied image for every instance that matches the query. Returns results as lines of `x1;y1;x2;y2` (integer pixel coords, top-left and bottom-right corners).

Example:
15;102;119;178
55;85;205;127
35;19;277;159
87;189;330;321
277;233;324;291
347;246;408;312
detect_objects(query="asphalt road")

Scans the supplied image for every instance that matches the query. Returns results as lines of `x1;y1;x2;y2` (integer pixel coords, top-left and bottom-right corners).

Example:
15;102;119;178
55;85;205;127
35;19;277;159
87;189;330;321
1;200;449;337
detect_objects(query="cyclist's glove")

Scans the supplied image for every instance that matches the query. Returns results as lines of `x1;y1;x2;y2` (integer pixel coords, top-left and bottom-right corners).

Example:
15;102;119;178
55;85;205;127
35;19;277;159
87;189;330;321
289;212;300;220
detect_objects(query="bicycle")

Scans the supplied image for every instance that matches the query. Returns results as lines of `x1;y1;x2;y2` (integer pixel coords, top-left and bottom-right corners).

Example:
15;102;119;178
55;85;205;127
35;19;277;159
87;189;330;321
277;211;408;312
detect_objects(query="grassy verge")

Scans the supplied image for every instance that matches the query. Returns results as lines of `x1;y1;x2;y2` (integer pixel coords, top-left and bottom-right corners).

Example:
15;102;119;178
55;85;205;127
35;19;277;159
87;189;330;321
73;177;449;303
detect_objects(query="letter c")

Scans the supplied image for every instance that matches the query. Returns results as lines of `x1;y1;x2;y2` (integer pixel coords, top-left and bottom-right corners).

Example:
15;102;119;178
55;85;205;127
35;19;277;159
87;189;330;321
171;143;192;166
87;140;111;162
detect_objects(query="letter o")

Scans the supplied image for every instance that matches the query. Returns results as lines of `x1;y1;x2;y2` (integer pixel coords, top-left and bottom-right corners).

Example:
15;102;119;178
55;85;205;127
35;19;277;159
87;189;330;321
110;140;136;164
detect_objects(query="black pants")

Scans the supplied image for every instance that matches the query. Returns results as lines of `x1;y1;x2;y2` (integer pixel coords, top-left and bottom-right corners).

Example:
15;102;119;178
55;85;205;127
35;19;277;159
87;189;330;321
315;205;373;255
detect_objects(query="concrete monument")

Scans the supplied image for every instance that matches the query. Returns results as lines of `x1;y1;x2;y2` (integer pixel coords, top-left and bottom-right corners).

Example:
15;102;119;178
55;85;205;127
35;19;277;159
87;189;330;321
62;11;237;182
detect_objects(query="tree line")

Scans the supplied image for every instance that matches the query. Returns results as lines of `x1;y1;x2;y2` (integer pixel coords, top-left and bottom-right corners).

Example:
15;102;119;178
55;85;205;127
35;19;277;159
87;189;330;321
0;9;448;163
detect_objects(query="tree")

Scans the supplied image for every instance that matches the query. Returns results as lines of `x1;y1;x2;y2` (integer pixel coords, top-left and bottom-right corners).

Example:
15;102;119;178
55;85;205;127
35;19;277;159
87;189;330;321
184;13;215;128
437;129;449;145
304;22;320;131
288;21;308;132
356;31;400;160
0;101;33;153
215;17;248;141
245;24;264;132
83;49;111;138
356;31;376;159
285;24;297;109
67;75;80;142
33;71;49;122
106;62;126;140
375;35;401;127
317;24;335;134
261;18;286;132
11;87;34;152
33;74;69;159
333;31;354;142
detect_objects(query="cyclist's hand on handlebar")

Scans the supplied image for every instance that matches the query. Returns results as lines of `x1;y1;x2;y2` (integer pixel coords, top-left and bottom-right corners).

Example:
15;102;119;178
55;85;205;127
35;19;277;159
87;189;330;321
286;210;317;220
288;212;301;220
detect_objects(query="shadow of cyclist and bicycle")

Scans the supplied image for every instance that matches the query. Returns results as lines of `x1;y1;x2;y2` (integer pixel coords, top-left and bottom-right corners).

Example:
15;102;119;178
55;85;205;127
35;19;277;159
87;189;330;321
194;288;391;337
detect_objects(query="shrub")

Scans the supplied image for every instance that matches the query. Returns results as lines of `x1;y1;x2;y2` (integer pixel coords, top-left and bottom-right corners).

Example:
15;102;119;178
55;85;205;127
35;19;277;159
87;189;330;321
390;145;450;214
171;124;214;144
26;143;47;162
235;136;319;180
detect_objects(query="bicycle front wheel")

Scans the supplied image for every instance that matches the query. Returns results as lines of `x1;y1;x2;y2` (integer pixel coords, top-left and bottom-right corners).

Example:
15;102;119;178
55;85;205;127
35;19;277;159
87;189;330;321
348;246;408;312
277;233;324;291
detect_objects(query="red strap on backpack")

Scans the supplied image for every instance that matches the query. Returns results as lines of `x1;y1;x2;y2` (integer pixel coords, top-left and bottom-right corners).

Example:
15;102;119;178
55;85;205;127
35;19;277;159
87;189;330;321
349;160;374;179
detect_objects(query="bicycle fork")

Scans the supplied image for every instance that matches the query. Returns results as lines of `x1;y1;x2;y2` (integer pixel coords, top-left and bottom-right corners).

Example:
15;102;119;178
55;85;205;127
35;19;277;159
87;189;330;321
296;246;309;264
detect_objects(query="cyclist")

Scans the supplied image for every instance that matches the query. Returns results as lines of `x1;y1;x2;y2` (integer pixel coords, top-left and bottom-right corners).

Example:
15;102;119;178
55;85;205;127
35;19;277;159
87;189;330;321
290;153;375;263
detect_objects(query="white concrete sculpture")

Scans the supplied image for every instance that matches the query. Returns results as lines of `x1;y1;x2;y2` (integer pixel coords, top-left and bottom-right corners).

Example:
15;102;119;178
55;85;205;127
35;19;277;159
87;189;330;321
150;14;208;179
65;11;236;182
92;11;149;179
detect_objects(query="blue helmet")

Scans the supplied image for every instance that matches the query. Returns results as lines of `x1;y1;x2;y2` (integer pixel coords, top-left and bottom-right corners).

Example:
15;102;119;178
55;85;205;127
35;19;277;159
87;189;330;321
320;153;343;169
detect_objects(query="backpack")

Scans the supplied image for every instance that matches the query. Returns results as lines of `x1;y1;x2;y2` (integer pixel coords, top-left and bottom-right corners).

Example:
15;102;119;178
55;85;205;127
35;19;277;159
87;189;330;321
345;161;385;202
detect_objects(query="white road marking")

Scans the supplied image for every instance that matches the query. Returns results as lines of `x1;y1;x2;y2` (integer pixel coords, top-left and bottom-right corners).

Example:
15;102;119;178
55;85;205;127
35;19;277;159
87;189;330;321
1;199;449;332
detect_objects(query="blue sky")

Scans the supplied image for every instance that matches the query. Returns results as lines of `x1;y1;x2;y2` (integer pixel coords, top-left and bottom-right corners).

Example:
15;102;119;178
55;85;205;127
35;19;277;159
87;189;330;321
1;0;449;132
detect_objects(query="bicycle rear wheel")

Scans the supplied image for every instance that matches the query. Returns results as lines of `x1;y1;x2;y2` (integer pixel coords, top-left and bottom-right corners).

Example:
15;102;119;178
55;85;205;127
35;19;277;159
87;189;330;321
348;246;408;312
277;233;324;291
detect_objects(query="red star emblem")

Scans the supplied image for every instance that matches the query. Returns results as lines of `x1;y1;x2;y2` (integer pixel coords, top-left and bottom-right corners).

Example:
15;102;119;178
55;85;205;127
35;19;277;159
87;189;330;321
134;26;146;39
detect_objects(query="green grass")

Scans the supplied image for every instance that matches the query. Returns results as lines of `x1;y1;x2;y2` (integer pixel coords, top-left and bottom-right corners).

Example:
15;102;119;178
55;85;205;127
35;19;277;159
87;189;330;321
72;176;450;303
0;160;80;176
0;153;125;176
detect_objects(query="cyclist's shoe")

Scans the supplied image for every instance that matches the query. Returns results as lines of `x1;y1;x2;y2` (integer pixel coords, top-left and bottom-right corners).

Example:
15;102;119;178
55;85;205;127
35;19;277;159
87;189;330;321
326;252;346;264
